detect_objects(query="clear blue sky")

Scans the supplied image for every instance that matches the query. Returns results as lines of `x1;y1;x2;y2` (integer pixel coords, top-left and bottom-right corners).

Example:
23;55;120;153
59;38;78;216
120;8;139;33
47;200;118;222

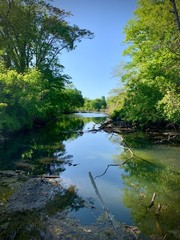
53;0;137;99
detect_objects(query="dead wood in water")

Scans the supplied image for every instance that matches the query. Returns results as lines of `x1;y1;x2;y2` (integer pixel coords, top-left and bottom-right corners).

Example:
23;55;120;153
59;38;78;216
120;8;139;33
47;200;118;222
89;172;123;239
155;203;162;215
89;171;142;240
148;193;157;209
94;138;134;179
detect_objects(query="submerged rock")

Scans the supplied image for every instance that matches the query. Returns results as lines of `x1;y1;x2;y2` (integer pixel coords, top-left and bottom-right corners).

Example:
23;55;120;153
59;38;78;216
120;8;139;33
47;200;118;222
0;171;141;240
5;177;63;212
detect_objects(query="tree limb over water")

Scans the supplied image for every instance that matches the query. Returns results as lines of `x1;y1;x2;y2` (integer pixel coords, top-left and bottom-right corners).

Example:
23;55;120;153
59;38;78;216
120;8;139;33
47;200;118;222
89;171;142;240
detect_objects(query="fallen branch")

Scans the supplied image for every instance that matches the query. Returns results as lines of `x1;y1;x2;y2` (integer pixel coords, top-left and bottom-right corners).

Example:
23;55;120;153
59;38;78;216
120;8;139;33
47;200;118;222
148;192;156;209
89;172;141;239
94;140;134;179
94;159;129;179
89;172;123;239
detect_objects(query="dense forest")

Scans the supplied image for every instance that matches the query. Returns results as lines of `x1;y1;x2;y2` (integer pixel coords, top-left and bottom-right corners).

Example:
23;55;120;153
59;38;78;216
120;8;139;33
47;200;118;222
107;0;180;128
0;0;93;131
0;0;179;132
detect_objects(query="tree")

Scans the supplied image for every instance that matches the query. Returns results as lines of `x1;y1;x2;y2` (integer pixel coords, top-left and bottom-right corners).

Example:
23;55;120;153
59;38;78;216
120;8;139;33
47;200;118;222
60;84;85;113
111;0;180;126
0;0;93;73
107;88;126;117
0;67;47;130
80;97;107;112
0;0;94;131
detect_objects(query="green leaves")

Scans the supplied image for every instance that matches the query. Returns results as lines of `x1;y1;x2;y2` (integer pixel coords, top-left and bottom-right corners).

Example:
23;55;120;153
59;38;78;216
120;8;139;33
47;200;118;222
0;0;94;72
0;0;94;131
109;0;180;126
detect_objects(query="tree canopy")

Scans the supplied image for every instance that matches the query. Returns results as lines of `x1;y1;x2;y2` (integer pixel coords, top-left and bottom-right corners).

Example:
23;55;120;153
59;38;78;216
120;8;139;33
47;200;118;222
0;0;93;131
108;0;180;127
80;96;107;112
0;0;93;73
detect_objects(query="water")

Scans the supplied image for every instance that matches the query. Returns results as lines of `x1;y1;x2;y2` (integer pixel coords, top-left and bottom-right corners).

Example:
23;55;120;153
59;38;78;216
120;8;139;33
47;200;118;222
0;113;180;239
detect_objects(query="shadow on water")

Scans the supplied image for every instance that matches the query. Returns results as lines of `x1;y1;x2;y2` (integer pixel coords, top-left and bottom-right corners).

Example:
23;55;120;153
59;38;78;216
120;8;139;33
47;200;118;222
105;132;180;239
0;115;86;175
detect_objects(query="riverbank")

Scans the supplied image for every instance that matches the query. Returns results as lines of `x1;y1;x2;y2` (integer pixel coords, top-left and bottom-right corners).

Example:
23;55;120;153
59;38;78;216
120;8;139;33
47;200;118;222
0;171;141;240
99;119;180;144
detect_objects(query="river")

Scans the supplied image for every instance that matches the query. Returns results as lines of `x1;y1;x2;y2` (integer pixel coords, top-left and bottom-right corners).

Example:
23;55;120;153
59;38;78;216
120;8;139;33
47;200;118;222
0;112;180;239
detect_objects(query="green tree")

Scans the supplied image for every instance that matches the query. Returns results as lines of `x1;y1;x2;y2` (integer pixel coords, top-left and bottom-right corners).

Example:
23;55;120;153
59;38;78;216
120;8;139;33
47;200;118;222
60;84;85;113
111;0;180;126
81;97;107;112
0;67;48;130
0;0;93;131
0;0;93;73
107;88;126;117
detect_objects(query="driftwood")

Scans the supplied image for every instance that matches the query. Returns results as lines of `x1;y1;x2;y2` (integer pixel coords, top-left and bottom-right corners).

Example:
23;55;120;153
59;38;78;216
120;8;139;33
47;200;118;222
155;203;162;215
89;172;141;240
41;175;60;179
148;192;156;208
89;172;123;239
94;138;134;179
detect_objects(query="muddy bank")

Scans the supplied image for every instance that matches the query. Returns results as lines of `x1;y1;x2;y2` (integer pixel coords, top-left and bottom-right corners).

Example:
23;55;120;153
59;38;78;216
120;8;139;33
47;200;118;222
0;171;141;240
99;120;180;143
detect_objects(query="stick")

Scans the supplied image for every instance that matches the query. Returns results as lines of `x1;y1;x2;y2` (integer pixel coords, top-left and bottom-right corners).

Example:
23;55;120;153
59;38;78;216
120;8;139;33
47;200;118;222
89;172;123;239
94;144;134;179
148;193;156;208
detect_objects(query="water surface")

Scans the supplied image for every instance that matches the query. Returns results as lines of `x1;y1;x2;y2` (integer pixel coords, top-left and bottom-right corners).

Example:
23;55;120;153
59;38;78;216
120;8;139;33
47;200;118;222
0;113;179;239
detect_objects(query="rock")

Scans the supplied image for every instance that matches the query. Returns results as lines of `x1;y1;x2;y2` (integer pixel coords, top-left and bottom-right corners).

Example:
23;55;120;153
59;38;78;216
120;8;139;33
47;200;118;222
5;178;63;212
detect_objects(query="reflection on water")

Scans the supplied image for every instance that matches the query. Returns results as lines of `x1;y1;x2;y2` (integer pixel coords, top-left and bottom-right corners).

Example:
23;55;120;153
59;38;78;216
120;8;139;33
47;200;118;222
0;113;180;239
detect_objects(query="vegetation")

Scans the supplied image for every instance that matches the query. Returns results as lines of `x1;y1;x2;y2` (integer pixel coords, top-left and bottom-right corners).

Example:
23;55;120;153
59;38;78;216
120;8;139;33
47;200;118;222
0;0;93;131
108;0;180;127
80;96;107;112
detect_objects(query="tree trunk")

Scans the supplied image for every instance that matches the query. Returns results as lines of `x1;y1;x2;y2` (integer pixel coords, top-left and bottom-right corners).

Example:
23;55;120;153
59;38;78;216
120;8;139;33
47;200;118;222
170;0;180;35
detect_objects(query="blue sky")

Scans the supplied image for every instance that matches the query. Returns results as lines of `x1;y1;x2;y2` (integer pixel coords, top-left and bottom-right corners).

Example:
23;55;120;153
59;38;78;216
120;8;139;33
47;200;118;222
53;0;137;99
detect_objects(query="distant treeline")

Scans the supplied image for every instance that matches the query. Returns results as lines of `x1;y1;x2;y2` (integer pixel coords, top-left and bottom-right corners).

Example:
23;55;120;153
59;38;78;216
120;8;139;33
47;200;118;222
79;97;107;112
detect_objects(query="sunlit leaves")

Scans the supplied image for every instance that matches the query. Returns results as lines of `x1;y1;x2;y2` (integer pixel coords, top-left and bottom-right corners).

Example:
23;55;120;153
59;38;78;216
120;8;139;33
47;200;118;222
0;68;47;130
109;0;180;126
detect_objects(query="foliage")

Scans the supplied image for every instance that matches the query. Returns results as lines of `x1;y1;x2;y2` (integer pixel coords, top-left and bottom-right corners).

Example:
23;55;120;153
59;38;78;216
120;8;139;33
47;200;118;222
0;68;85;131
0;0;93;73
108;0;180;126
107;88;126;118
0;0;93;131
81;96;107;112
0;68;45;130
60;84;85;113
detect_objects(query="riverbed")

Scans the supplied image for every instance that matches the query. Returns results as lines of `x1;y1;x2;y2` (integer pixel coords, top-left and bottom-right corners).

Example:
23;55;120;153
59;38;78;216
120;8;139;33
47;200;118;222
0;113;180;239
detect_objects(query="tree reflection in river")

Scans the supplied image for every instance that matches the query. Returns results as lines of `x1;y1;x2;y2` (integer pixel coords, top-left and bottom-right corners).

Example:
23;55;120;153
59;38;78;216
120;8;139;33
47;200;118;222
109;132;180;240
0;115;86;175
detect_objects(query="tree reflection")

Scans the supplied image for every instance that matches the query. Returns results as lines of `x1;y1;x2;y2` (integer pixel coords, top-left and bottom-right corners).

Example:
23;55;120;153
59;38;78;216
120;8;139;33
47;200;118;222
117;140;180;239
107;132;180;239
0;116;86;175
